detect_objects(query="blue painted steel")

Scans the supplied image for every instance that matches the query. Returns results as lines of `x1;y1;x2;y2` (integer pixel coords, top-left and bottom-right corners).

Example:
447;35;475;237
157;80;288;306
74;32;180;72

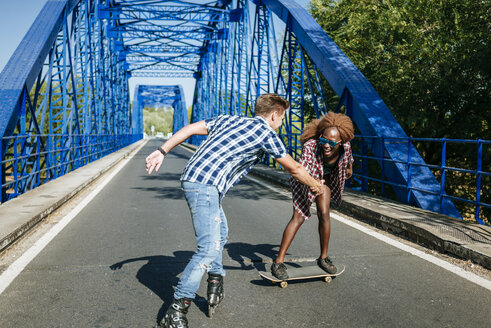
476;140;483;224
133;85;188;135
2;0;487;223
0;1;71;140
258;0;460;218
173;85;189;134
0;0;139;202
441;139;447;213
351;136;490;224
112;0;468;220
101;1;232;78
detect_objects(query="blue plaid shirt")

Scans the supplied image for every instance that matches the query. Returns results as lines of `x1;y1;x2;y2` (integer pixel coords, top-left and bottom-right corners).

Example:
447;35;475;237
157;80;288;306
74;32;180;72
181;115;287;197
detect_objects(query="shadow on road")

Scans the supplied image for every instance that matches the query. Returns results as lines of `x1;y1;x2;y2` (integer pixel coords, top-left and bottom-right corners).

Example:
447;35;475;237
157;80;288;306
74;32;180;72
109;242;298;323
228;180;291;201
139;172;182;180
131;173;185;200
224;242;292;272
224;242;305;287
109;251;208;324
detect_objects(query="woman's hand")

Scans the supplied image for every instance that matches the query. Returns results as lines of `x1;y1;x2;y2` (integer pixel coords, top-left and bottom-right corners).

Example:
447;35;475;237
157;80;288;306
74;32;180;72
145;150;165;174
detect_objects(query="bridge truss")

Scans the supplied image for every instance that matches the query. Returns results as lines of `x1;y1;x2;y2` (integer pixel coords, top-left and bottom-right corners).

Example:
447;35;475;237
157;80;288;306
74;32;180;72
133;85;188;135
2;0;486;222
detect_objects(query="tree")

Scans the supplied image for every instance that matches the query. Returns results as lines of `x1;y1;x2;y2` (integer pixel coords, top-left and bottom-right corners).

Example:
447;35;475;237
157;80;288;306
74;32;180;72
143;107;173;135
310;0;490;141
310;0;490;222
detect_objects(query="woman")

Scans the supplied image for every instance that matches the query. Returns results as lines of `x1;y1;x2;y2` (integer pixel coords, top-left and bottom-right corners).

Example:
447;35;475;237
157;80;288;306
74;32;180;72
271;112;354;279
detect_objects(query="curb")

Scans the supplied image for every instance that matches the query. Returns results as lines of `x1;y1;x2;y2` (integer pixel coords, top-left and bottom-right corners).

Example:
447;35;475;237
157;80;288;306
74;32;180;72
2;140;489;271
335;191;491;269
248;163;491;270
0;139;146;253
180;141;490;270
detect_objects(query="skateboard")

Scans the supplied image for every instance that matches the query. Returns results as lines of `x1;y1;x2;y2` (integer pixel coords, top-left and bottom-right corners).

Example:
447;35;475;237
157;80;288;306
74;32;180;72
258;263;345;288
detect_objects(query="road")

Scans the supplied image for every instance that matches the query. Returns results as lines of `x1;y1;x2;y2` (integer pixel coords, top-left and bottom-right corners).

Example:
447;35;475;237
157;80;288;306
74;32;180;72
0;140;490;327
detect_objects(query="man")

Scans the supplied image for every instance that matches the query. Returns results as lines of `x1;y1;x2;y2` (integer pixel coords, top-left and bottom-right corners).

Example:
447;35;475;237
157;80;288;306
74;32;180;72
145;93;323;328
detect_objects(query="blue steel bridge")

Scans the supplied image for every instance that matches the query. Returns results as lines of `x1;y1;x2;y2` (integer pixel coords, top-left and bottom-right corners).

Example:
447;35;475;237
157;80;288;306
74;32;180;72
0;0;489;224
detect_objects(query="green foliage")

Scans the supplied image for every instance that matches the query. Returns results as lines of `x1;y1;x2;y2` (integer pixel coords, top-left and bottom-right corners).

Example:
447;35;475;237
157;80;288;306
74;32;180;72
310;0;490;140
310;0;490;223
187;105;193;122
143;107;173;135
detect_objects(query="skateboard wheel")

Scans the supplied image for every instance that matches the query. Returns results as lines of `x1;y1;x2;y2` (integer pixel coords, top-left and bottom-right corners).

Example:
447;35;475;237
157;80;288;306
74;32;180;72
280;281;288;288
324;276;332;283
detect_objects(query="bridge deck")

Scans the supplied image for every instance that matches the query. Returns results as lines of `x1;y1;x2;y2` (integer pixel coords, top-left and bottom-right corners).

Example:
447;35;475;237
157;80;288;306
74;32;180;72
0;139;490;327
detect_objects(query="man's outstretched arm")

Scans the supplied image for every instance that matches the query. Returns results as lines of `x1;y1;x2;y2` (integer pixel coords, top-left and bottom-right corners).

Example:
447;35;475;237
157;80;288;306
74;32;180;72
275;155;324;196
145;121;208;174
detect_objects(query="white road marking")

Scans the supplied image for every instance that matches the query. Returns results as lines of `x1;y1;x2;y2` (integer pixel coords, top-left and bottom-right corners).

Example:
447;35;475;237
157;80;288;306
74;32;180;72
244;174;491;291
0;142;145;295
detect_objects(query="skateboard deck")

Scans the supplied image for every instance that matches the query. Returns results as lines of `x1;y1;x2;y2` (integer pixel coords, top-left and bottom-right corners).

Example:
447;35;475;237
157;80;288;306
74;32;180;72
258;264;345;288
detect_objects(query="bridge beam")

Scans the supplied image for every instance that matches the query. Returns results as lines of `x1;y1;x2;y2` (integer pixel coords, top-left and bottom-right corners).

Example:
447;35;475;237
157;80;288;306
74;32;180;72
134;85;188;136
0;0;80;139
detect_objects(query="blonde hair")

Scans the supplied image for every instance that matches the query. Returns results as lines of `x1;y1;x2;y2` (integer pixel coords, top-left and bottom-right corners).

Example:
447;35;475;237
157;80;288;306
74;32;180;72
254;93;289;116
300;112;354;144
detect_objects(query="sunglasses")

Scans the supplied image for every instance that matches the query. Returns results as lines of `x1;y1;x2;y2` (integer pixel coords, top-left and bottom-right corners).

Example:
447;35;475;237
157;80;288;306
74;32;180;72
319;137;340;148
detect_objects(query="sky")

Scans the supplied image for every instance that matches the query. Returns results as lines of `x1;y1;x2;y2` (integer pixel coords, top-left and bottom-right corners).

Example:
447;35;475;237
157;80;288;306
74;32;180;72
0;0;310;106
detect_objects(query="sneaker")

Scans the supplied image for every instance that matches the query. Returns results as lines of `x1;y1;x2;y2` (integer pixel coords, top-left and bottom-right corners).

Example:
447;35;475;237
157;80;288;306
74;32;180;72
317;257;337;274
271;262;289;280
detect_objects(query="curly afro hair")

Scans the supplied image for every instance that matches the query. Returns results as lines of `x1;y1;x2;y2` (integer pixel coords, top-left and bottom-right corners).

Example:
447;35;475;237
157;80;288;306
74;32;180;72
300;112;354;144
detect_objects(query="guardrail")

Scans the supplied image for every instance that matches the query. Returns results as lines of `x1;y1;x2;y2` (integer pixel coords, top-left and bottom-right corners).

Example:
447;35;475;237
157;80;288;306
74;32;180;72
350;136;490;225
0;134;141;203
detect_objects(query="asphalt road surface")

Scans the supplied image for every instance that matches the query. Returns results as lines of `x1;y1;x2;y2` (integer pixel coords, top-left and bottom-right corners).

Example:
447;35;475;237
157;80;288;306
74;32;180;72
0;140;490;327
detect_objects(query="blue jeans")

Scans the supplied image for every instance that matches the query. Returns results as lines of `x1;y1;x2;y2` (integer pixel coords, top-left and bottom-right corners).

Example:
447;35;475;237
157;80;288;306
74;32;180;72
174;181;229;300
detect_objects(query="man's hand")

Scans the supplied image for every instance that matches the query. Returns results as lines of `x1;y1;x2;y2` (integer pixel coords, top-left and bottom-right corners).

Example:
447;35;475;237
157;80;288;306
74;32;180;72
144;121;208;175
310;179;325;196
145;150;165;174
276;155;326;196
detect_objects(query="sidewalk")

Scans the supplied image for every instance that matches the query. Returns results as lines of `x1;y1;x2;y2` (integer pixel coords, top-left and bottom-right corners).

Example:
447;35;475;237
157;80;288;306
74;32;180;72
1;140;490;271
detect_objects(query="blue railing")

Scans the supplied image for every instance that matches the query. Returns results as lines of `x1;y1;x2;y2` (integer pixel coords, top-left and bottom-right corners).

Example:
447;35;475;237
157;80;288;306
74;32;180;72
1;134;141;203
350;135;490;225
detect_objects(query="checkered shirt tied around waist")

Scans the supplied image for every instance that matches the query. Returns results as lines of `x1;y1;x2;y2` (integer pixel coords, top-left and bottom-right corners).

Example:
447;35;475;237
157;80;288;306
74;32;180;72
181;115;287;197
290;138;354;220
